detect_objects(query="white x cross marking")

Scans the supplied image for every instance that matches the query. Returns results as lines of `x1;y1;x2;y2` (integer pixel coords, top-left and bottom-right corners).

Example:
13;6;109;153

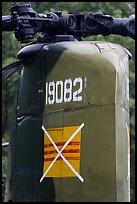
40;123;84;183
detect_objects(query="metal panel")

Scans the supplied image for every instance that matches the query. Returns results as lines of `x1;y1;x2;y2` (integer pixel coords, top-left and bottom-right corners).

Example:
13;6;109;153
41;41;130;201
8;41;130;202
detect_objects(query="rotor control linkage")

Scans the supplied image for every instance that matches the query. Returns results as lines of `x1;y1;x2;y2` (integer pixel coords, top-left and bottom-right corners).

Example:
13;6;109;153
2;3;135;43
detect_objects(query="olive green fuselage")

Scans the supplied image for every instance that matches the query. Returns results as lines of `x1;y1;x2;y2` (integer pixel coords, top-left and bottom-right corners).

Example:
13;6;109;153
5;41;130;202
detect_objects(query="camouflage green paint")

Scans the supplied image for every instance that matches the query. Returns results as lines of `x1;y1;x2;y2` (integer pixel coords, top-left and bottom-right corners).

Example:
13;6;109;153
5;43;67;202
5;41;130;202
42;41;130;202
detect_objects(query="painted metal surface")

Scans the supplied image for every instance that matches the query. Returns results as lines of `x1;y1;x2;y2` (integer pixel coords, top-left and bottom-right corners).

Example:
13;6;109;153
5;41;130;202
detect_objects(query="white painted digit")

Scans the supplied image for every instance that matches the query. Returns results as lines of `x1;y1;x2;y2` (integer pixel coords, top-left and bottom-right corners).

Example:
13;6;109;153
45;82;48;105
48;81;55;105
56;81;63;103
64;79;72;102
73;77;83;101
46;77;84;105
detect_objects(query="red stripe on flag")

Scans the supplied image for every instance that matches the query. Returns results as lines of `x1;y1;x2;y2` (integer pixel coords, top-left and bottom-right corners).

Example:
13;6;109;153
44;149;80;155
44;141;80;148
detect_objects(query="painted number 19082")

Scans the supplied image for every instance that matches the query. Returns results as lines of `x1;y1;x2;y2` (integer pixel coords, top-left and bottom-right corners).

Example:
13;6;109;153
45;77;84;105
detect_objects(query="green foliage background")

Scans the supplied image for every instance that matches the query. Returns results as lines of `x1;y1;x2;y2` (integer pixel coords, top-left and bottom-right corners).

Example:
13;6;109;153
2;2;135;202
